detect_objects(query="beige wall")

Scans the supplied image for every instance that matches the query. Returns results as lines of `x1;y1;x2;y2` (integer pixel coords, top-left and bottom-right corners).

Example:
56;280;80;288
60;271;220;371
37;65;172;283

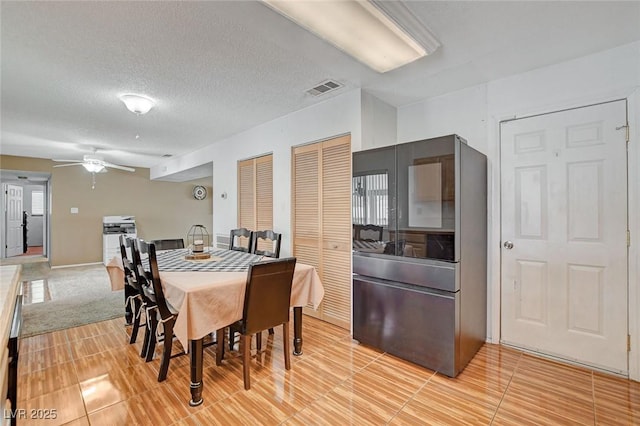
0;155;212;266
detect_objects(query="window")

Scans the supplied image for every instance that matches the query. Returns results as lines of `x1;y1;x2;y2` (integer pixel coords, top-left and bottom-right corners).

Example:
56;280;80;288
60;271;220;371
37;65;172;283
31;190;44;215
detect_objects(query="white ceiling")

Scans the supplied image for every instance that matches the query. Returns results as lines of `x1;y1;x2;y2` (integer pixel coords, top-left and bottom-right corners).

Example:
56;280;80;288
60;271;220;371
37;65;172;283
2;1;639;172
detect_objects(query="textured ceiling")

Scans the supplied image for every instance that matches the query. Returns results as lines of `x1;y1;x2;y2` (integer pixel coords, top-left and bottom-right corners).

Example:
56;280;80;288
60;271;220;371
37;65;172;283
1;1;639;172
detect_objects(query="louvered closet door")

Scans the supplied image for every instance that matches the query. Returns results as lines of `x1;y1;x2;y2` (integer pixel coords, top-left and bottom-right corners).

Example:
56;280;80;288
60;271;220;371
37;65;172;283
238;155;273;250
320;137;351;329
255;155;273;252
238;159;256;248
293;135;351;329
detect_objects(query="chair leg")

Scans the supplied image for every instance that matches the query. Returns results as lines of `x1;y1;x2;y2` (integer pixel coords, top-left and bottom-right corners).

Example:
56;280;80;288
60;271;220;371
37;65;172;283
256;331;262;352
145;313;158;362
129;299;141;344
215;328;225;366
241;334;251;390
140;323;150;358
229;327;236;351
158;320;174;382
124;288;134;325
283;321;290;371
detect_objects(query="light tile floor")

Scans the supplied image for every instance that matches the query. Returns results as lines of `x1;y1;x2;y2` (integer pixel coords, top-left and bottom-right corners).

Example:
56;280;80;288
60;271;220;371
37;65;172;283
14;314;640;425
11;262;640;425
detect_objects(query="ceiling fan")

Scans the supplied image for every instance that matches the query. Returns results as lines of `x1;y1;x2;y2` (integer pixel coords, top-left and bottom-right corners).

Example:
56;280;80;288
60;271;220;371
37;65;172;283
53;154;136;173
53;154;135;189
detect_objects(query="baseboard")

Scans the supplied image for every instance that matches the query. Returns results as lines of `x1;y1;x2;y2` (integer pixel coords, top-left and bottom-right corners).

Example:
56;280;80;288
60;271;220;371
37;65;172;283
51;262;103;269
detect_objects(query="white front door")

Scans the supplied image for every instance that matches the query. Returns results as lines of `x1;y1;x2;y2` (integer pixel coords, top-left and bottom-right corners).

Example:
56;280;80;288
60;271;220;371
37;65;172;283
6;184;24;257
500;100;628;374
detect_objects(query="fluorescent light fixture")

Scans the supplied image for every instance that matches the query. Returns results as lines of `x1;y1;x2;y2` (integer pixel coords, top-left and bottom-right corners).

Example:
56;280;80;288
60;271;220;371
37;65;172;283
262;0;440;73
119;93;155;115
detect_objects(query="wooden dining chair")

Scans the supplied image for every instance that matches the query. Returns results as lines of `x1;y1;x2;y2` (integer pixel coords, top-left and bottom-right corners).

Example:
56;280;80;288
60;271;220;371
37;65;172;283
139;240;183;381
150;238;185;250
250;229;282;336
129;239;159;361
119;235;145;344
250;230;282;259
216;257;297;390
229;228;253;253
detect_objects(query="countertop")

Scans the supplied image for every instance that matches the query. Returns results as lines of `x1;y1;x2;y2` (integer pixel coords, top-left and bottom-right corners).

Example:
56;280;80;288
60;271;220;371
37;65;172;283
1;265;21;350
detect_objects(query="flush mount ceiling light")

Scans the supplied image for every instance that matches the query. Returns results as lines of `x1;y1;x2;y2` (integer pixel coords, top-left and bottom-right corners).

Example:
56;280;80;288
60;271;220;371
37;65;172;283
119;93;155;115
262;0;440;73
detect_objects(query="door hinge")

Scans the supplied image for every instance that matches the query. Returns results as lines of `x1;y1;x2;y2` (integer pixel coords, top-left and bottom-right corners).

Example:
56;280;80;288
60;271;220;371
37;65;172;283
628;335;632;352
628;230;631;247
626;124;630;142
616;124;630;142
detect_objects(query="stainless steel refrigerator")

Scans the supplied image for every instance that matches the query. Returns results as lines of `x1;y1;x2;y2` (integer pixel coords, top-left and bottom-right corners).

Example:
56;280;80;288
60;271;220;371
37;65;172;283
352;134;487;377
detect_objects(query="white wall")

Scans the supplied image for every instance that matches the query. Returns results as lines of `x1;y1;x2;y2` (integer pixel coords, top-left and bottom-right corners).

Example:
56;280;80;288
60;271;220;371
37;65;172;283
361;91;398;149
398;84;488;152
397;41;640;379
151;89;362;257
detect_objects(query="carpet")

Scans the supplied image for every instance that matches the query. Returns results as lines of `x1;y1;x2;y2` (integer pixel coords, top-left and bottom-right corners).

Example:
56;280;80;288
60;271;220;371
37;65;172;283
19;262;125;338
21;291;124;337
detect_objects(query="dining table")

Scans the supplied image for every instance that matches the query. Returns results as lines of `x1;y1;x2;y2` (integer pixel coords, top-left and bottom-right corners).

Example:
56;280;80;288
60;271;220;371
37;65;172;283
107;247;324;406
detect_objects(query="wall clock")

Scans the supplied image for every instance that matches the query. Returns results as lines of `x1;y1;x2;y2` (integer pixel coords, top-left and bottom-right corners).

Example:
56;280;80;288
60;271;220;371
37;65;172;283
193;185;207;200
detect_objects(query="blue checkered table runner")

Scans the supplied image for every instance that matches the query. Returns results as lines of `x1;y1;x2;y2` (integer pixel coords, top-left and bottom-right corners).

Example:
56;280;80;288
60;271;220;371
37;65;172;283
153;248;263;272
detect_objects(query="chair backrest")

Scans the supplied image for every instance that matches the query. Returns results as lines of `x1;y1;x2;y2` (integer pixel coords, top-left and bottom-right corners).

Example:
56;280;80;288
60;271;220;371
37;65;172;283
151;238;185;251
119;235;136;286
139;240;174;320
129;239;156;305
354;224;383;242
241;257;296;336
251;230;282;258
229;228;253;253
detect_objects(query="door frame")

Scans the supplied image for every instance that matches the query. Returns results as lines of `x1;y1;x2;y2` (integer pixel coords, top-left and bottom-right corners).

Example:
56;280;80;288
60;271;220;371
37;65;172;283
489;89;639;380
3;183;24;257
0;171;51;260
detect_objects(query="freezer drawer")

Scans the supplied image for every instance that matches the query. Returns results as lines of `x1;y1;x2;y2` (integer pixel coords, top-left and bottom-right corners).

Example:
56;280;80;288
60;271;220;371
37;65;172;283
353;275;460;377
353;253;458;292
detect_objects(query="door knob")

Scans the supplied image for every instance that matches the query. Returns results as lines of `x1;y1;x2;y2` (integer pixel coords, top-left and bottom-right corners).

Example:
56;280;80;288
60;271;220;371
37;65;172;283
503;241;514;249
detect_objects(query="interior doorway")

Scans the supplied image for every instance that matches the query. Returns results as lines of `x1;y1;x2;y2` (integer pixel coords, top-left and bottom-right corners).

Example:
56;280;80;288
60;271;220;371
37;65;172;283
500;100;629;375
0;170;50;262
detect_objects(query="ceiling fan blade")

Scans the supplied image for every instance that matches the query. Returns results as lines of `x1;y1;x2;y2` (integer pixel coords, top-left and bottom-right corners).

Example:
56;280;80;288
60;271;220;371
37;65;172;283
104;162;135;172
53;163;83;168
52;159;82;163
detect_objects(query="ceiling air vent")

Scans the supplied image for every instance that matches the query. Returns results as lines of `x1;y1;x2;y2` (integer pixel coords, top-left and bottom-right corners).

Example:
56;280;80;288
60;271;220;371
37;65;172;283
306;80;343;97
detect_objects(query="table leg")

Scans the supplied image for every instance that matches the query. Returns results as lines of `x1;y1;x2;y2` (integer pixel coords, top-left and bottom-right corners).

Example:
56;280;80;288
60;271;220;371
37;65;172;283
293;307;303;356
189;339;203;406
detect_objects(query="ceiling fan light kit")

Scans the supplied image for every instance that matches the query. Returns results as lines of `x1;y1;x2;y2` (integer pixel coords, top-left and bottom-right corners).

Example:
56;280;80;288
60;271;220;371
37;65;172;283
82;160;105;173
119;93;156;115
